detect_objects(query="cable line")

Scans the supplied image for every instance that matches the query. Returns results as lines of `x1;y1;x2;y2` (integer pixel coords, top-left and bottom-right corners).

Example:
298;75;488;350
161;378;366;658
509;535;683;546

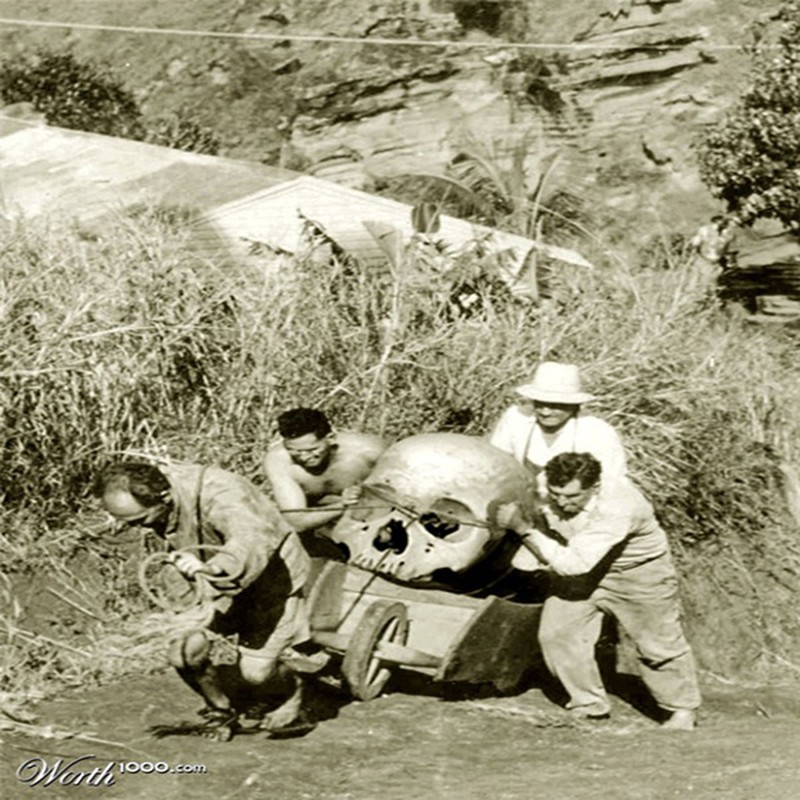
0;15;744;51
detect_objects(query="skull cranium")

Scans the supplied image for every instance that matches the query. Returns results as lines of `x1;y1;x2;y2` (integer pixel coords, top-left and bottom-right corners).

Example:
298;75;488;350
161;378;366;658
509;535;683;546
331;433;536;587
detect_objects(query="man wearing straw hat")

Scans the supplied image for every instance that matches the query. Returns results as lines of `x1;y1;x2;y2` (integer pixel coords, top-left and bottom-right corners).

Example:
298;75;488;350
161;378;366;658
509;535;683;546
489;361;627;492
98;460;322;741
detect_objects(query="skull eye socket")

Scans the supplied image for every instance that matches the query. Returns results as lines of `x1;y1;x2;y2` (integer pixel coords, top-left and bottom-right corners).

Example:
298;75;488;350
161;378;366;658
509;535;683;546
419;512;459;538
422;499;477;541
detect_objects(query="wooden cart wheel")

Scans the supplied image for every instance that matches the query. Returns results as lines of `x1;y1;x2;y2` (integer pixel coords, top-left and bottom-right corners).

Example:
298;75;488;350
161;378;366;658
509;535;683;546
341;600;409;701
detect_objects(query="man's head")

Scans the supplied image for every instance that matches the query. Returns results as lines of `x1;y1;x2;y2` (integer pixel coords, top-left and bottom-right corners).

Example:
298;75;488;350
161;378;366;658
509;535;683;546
277;408;335;473
544;452;602;518
514;362;594;433
96;462;172;533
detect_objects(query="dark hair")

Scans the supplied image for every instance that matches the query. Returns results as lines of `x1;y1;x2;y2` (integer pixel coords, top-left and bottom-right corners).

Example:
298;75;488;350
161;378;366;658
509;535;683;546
545;452;602;489
94;462;171;507
277;408;331;440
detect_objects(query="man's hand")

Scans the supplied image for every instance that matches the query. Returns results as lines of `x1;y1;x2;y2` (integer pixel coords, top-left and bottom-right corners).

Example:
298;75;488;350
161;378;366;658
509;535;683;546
340;485;362;507
170;552;224;579
494;502;528;533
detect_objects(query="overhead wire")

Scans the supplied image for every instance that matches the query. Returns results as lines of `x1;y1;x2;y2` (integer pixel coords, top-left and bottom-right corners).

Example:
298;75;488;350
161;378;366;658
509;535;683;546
0;15;746;52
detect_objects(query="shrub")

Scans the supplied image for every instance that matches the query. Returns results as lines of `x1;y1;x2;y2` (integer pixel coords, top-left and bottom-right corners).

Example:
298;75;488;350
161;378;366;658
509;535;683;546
144;112;221;155
695;0;800;228
2;212;796;537
0;48;222;155
452;1;529;40
2;210;799;688
0;49;143;138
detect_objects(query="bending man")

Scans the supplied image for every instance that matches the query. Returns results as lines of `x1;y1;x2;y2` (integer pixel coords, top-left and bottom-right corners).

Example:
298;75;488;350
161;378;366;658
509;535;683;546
496;452;700;730
98;460;318;740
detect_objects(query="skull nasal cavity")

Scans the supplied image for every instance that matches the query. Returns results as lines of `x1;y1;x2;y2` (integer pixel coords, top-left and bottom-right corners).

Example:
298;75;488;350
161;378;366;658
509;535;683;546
373;518;408;554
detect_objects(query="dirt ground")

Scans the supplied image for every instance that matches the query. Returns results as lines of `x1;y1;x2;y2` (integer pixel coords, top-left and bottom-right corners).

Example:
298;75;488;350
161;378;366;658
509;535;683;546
3;666;800;800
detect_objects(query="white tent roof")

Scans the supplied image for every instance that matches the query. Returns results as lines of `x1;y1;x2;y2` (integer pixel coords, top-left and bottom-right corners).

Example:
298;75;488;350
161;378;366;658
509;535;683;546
201;175;592;275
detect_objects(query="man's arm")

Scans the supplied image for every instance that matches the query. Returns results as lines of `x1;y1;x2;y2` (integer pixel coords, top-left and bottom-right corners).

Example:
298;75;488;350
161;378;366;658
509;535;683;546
497;502;631;577
263;448;347;532
213;483;292;582
488;407;515;454
599;426;627;484
520;525;626;576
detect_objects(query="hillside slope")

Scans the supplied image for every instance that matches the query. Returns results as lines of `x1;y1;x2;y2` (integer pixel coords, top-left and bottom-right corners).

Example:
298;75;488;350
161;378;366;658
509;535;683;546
0;0;781;241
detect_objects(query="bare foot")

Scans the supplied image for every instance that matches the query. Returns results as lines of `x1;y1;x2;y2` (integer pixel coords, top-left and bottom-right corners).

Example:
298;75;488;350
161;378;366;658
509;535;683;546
258;695;303;733
568;705;611;721
661;709;696;731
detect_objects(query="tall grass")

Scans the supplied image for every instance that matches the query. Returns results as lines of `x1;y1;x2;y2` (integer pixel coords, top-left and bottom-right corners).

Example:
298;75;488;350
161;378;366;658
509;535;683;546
1;209;799;698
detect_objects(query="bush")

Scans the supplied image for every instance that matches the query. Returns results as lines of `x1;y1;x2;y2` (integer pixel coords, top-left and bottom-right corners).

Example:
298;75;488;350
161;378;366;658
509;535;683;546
452;0;529;40
2;213;797;534
144;112;221;155
2;211;800;685
0;49;143;138
0;48;222;155
695;1;800;228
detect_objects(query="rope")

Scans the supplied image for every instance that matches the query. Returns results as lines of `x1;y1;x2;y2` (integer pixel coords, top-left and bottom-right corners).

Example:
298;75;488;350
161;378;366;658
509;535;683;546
304;488;495;531
137;544;245;613
136;499;502;613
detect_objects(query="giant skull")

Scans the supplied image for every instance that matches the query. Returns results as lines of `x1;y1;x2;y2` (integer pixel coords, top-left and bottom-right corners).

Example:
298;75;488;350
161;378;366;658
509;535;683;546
331;433;536;588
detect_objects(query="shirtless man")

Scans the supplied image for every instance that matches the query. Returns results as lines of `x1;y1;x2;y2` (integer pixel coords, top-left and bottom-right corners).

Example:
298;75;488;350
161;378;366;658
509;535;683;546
263;408;387;551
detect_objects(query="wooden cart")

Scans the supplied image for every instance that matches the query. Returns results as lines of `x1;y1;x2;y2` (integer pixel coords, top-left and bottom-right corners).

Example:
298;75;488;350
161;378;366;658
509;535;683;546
307;560;543;701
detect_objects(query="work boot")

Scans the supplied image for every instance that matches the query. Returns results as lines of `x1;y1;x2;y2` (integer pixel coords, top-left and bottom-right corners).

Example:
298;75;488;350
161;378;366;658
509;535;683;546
660;708;696;731
197;707;239;742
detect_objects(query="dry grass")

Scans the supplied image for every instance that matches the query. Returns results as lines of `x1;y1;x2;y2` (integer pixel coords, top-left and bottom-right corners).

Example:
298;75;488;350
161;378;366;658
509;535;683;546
1;210;799;703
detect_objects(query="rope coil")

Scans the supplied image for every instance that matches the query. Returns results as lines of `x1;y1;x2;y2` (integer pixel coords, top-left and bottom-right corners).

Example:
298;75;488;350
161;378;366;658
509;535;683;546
137;544;245;613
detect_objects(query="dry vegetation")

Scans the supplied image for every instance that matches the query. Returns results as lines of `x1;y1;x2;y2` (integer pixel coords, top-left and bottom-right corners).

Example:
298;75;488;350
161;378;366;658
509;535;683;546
1;208;799;710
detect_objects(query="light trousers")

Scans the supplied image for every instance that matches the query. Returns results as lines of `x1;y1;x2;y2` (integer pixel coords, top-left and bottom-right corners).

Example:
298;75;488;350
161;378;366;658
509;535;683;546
538;554;701;716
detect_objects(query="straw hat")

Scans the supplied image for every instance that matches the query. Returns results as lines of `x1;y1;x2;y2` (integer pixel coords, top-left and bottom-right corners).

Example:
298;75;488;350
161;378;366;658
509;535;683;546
514;362;596;404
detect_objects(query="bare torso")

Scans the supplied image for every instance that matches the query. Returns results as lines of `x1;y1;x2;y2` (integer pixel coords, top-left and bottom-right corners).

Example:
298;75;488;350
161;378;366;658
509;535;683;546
264;430;387;532
285;431;386;504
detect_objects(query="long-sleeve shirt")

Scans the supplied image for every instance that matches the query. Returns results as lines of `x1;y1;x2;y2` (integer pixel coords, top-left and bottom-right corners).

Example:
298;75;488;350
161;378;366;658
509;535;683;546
490;405;627;485
529;477;669;577
162;463;310;595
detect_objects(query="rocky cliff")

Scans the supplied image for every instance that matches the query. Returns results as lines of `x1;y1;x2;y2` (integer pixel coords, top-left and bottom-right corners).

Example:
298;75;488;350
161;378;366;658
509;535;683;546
222;0;766;242
0;0;778;244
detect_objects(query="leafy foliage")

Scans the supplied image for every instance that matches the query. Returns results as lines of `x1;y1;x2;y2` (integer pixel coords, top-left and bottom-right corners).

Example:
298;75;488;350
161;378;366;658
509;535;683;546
380;136;574;240
0;48;221;155
0;49;143;138
144;112;221;155
452;0;529;40
695;1;800;228
2;210;800;689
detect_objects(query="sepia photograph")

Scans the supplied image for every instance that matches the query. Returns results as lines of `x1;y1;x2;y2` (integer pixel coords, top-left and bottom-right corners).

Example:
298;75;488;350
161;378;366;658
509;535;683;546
1;1;799;798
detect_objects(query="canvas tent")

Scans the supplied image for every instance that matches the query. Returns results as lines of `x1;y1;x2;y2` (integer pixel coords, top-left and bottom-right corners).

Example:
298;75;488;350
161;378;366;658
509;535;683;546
0;115;592;290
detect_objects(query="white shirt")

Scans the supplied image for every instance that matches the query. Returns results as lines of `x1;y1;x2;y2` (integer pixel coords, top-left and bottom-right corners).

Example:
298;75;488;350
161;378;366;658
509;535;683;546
489;405;627;485
532;477;668;576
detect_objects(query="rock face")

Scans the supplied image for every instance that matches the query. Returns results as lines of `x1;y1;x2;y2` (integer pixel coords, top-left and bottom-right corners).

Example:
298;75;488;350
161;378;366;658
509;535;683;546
264;0;756;239
0;0;764;241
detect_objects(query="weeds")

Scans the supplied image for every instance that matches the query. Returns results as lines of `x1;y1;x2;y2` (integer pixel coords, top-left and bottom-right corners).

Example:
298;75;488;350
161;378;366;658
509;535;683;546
1;209;799;701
